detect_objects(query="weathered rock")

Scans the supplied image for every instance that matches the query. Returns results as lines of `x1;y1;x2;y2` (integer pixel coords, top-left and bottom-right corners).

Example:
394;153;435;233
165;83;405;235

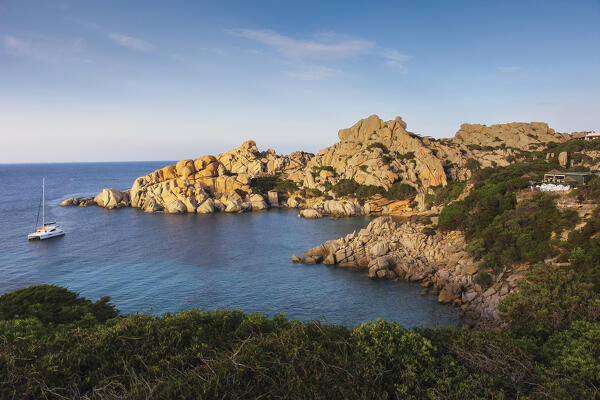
438;283;462;304
558;151;568;167
369;241;389;257
267;191;279;207
291;255;301;263
296;216;513;326
323;254;336;265
454;122;568;149
94;188;130;209
197;198;215;214
299;209;322;219
166;200;187;214
60;198;77;206
287;197;300;208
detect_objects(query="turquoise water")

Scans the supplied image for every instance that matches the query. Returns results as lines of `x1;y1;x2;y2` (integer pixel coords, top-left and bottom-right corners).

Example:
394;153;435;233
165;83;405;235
0;163;459;327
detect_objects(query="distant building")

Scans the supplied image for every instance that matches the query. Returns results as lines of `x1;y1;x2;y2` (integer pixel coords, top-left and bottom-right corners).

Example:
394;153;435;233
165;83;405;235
574;132;600;140
543;170;597;186
585;132;600;141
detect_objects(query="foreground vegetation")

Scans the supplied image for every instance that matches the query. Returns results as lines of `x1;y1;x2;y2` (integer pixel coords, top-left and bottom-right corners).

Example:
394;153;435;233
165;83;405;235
1;283;599;399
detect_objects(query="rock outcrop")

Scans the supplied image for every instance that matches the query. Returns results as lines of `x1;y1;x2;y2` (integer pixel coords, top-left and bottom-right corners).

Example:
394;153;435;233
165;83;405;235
298;200;366;218
453;122;569;149
299;216;522;326
61;114;570;218
303;115;448;195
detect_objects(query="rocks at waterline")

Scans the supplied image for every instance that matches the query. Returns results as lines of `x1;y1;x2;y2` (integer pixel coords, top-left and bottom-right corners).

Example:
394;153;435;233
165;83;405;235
297;216;523;326
59;197;95;207
297;200;366;219
299;209;322;219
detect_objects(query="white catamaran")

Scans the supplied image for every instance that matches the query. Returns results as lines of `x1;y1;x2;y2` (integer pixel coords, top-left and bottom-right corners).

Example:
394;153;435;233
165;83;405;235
28;178;65;240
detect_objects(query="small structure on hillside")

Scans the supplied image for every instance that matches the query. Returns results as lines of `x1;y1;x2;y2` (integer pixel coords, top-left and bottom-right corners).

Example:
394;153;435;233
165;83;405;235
574;132;600;141
585;132;600;141
543;170;595;186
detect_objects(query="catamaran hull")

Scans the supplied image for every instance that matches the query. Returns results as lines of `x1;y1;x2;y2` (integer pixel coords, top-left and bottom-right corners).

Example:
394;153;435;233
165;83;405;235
28;231;65;240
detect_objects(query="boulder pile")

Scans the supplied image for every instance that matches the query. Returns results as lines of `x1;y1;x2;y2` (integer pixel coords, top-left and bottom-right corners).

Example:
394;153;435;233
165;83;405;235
297;216;523;326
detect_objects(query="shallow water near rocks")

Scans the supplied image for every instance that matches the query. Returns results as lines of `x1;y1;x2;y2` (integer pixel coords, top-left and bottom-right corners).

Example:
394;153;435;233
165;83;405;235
0;162;460;327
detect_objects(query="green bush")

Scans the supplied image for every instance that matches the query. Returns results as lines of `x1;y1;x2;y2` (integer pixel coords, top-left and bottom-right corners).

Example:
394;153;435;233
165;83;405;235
425;181;466;208
384;182;417;201
249;177;298;194
2;284;599;398
465;158;480;172
332;179;360;197
500;263;600;334
366;142;389;153
395;151;415;161
0;285;118;325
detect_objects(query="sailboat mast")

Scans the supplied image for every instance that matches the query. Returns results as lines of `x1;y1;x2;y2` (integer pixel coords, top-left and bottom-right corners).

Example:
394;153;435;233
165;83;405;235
42;178;45;226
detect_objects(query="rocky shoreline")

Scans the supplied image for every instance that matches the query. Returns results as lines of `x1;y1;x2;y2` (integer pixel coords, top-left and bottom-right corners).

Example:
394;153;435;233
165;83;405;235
60;114;582;328
294;216;522;328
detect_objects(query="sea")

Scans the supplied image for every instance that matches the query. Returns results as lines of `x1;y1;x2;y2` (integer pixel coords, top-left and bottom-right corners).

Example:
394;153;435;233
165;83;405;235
0;162;460;327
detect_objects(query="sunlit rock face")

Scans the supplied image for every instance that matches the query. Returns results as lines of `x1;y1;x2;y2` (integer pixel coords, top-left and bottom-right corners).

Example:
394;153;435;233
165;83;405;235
62;113;570;215
303;115;448;192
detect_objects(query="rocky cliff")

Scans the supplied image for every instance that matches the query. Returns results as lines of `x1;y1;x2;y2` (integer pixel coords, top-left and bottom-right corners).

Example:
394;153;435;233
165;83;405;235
302;115;448;191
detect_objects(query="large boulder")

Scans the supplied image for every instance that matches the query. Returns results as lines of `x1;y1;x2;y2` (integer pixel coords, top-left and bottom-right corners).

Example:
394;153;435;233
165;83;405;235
299;209;322;219
94;188;130;209
267;191;279;207
197;198;215;214
558;151;569;168
165;200;187;214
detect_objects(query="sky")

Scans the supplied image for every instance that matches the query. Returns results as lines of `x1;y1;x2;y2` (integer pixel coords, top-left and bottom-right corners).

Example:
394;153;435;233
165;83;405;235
1;0;599;163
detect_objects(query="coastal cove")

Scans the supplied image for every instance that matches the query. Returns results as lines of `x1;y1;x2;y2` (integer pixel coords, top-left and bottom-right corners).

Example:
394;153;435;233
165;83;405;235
0;162;460;327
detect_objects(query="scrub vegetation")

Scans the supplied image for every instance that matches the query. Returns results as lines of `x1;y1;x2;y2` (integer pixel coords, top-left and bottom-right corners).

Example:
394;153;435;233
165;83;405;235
1;284;598;399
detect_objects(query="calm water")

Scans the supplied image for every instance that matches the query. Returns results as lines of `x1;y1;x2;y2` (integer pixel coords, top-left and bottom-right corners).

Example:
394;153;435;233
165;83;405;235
0;163;459;327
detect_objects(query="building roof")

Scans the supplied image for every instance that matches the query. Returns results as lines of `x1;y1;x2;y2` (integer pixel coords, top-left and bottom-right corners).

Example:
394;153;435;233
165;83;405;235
546;169;562;174
564;172;595;176
573;133;587;139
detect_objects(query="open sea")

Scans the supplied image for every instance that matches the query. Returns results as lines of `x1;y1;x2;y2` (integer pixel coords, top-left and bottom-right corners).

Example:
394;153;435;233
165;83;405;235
0;162;459;327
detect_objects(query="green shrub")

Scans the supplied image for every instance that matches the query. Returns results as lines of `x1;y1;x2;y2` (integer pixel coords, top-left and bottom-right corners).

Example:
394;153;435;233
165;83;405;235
1;285;599;399
465;158;480;172
384;182;417;201
249;177;298;194
500;263;600;333
366;142;389;153
425;181;466;208
0;285;118;325
332;179;360;197
474;270;493;287
395;151;415;161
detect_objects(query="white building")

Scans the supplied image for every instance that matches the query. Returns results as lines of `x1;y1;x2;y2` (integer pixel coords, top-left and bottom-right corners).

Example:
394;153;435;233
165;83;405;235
585;132;600;141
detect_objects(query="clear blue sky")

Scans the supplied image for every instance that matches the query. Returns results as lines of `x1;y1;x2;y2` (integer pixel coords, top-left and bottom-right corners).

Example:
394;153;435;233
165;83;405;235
1;0;599;162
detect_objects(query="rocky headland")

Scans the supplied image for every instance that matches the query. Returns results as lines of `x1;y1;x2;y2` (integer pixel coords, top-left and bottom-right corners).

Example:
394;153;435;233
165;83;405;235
294;216;522;327
61;114;569;218
61;114;595;328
